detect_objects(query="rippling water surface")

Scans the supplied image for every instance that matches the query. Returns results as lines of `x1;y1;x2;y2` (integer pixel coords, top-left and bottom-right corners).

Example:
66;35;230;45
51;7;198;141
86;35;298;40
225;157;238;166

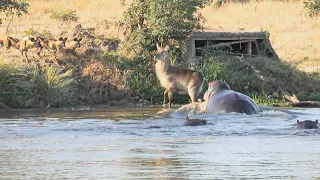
0;107;320;179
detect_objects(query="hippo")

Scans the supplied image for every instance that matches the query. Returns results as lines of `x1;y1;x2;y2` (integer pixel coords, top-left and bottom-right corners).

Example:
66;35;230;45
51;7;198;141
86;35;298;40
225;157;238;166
297;120;318;129
204;80;260;115
184;116;207;126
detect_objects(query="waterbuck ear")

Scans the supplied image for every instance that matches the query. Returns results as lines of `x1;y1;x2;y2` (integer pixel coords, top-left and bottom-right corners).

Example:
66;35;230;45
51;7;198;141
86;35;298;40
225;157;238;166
58;37;64;41
165;45;170;51
315;120;318;124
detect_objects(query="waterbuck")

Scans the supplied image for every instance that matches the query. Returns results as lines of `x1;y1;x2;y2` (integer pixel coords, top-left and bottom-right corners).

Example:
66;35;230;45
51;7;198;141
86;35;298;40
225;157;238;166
153;44;204;107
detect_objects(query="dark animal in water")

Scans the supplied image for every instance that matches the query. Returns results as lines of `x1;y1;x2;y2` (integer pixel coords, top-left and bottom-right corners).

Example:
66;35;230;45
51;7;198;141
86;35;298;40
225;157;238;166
184;116;207;126
297;120;318;129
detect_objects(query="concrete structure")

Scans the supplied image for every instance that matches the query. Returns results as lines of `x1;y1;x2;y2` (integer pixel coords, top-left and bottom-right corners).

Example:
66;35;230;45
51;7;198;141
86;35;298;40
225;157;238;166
175;31;279;65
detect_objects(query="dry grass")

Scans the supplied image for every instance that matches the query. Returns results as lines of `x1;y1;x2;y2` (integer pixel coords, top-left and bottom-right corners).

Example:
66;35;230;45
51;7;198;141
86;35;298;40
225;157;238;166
201;1;320;71
0;0;128;39
0;0;320;71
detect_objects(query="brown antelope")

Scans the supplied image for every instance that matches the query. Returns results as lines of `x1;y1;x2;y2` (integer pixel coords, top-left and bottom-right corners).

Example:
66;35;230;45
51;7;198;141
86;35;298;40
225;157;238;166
153;44;205;107
35;37;67;56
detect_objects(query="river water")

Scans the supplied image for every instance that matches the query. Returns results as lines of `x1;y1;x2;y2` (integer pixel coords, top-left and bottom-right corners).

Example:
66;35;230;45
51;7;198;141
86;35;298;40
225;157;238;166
0;107;319;179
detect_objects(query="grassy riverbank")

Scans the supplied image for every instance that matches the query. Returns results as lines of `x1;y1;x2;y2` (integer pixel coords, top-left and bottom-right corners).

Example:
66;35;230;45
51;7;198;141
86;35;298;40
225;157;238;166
1;0;320;108
2;52;320;108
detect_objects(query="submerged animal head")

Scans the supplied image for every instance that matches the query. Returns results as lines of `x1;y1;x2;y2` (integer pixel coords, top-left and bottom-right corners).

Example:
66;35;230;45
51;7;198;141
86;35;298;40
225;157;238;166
297;120;318;129
184;116;207;126
203;80;231;101
154;44;169;62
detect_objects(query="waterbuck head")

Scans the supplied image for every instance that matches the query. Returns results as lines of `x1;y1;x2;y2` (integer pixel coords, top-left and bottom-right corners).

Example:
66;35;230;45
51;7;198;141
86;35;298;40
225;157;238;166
154;44;169;62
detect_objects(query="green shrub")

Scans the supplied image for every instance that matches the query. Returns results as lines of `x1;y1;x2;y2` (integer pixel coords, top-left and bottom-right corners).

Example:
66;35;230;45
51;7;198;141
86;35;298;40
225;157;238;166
0;0;29;25
24;27;53;38
50;9;78;24
24;27;38;36
32;65;76;107
0;61;76;108
120;0;211;57
214;0;249;8
39;29;53;38
303;0;320;17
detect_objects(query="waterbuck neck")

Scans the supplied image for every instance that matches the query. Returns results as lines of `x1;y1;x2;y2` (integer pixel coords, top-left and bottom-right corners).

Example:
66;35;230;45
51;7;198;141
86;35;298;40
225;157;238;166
155;56;170;76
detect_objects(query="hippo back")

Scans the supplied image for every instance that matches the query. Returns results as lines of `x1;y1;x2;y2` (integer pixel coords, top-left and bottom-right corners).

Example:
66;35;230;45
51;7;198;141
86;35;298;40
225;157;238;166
206;90;259;115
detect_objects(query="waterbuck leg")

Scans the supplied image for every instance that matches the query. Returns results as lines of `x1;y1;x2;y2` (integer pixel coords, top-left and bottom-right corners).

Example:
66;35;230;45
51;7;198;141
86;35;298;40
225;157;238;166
168;91;173;108
188;87;197;104
163;89;168;107
188;87;199;110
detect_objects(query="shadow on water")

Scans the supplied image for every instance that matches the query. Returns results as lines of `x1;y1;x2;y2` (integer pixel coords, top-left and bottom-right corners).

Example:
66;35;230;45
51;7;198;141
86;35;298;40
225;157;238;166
0;106;169;120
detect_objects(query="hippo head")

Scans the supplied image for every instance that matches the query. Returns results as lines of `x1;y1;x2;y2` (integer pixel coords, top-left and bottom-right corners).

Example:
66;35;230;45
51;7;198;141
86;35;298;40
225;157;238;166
297;120;318;129
203;80;231;101
184;116;207;126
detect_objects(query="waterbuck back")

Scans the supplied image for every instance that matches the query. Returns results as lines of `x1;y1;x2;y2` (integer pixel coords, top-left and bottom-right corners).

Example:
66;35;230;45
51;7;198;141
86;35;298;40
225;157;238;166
153;44;204;107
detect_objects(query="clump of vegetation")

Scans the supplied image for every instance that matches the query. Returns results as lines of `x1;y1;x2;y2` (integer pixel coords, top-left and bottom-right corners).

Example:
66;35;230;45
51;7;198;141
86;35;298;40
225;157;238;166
81;58;133;104
24;27;53;38
0;0;29;25
125;56;163;101
0;0;29;34
120;0;212;57
50;9;78;24
0;61;76;108
0;55;136;108
303;0;320;17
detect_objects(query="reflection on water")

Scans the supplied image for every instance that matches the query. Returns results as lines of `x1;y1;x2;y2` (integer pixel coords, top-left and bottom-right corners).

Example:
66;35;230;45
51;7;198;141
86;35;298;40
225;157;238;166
0;107;320;179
